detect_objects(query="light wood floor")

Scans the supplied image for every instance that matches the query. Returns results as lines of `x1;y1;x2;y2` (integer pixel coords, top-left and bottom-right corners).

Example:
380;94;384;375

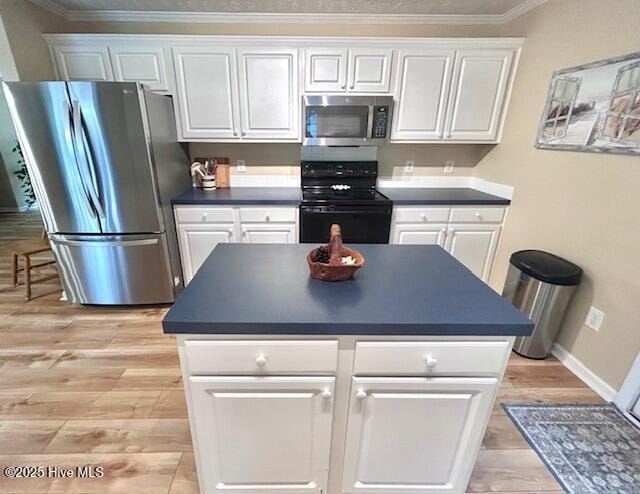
0;211;603;494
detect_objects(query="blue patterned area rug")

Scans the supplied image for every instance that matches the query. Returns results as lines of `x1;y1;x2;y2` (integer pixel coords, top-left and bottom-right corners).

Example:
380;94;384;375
503;404;640;493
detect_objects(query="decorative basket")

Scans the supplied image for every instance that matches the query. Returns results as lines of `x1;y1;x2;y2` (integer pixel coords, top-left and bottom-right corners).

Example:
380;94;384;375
307;224;365;281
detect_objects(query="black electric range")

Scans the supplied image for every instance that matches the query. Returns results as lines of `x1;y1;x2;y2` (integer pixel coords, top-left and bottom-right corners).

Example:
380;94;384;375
300;161;392;244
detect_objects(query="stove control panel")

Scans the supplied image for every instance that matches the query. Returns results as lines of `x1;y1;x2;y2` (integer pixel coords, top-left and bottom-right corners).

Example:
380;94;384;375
301;161;378;179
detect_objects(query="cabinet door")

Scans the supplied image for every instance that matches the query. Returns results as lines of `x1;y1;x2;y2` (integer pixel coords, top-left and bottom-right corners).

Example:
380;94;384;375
445;224;501;282
342;377;497;494
444;49;514;141
177;223;235;283
237;48;300;140
52;45;113;81
391;50;455;141
391;223;447;246
172;46;240;140
189;376;335;493
305;48;348;92
241;223;298;244
348;48;393;93
110;45;170;92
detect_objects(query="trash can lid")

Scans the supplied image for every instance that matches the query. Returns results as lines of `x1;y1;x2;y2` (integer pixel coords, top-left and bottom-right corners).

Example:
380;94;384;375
509;250;582;286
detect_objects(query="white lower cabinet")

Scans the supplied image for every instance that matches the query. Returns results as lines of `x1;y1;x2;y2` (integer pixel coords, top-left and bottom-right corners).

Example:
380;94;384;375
189;376;335;493
174;206;299;284
342;377;497;493
342;377;498;494
445;224;501;282
241;223;298;244
179;336;511;494
391;223;447;246
177;223;235;283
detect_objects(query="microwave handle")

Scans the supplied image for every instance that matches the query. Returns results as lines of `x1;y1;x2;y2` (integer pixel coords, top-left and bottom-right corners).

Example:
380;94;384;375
366;105;375;140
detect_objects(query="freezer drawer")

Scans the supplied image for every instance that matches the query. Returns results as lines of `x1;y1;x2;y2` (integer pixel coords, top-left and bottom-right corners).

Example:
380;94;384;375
49;233;174;305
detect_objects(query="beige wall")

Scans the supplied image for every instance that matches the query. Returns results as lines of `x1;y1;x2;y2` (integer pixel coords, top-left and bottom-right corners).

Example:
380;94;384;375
0;0;73;80
475;0;640;389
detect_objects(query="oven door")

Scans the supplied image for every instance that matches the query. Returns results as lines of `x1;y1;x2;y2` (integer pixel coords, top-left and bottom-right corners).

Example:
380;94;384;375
300;205;392;244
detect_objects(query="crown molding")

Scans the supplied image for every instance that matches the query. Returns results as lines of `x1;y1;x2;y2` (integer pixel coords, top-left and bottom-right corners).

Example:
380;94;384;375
29;0;547;25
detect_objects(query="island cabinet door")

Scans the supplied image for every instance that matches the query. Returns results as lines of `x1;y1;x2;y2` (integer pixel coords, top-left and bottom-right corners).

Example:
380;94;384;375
342;377;498;494
189;376;335;494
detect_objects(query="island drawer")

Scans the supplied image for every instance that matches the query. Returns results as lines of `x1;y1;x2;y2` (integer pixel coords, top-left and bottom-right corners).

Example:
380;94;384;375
184;340;338;374
175;207;235;224
393;207;450;223
450;207;505;223
353;340;511;376
239;207;297;223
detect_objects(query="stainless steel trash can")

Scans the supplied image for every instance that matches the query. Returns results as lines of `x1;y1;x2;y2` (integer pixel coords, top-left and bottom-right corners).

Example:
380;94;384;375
502;250;582;359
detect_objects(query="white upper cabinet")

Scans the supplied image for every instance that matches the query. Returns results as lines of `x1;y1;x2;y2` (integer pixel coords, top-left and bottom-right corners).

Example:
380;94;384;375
342;377;498;493
237;47;300;140
190;376;335;493
445;49;515;141
391;49;455;141
51;45;113;81
172;46;240;140
304;47;393;93
305;48;348;92
109;45;171;92
348;48;393;93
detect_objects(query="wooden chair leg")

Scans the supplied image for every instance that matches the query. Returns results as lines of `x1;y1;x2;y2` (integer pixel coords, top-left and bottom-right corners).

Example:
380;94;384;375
12;253;18;287
24;255;32;301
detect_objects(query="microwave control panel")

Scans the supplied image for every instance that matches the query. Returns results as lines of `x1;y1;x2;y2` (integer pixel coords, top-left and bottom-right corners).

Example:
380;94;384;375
372;106;389;138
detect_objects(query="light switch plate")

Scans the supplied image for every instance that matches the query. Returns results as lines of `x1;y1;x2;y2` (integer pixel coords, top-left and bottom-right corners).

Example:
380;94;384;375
404;160;414;173
236;160;246;173
585;306;605;332
444;160;455;173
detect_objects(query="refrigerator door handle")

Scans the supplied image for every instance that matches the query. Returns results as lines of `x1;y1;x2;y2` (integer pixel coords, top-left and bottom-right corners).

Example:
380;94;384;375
71;99;105;219
49;235;159;247
66;99;97;219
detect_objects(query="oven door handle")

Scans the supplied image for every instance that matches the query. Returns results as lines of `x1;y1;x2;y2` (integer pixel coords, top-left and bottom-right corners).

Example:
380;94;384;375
303;209;388;215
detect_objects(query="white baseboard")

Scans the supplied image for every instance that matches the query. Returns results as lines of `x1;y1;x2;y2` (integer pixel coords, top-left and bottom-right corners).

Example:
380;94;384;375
551;343;617;402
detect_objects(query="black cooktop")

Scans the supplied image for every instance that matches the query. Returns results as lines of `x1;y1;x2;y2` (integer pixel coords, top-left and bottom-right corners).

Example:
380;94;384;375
302;188;391;205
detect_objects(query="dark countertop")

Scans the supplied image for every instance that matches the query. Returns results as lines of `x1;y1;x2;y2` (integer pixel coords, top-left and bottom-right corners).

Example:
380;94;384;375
172;187;302;205
163;244;532;336
172;187;508;206
380;188;510;205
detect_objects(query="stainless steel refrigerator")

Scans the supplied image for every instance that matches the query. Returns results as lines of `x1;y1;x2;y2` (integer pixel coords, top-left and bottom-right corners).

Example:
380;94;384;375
2;81;190;305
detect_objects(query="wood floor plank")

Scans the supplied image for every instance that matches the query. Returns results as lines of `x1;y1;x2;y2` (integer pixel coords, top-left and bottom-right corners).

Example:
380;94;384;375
505;365;588;388
482;414;530;450
468;450;562;492
150;391;188;419
51;350;180;369
0;452;181;493
0;420;65;454
45;419;192;454
112;369;182;391
169;452;199;494
0;369;124;392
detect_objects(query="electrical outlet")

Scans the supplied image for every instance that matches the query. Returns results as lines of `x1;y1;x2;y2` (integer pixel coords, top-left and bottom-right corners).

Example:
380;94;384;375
236;159;246;173
585;306;605;332
444;160;455;173
404;160;414;173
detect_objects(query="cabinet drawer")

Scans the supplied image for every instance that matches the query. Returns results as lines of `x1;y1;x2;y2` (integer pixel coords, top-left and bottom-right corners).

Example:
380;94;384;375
450;207;505;223
353;340;510;376
175;207;235;224
393;207;450;223
239;207;297;223
184;340;338;374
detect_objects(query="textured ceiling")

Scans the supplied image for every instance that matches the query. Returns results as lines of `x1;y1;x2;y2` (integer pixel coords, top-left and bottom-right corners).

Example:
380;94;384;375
38;0;532;15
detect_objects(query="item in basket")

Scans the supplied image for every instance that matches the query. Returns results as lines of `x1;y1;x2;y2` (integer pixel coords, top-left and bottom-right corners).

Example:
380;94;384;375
341;256;356;266
314;246;330;264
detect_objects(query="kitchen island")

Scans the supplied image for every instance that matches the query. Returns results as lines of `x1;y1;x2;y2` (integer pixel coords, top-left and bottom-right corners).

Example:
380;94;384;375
163;244;532;494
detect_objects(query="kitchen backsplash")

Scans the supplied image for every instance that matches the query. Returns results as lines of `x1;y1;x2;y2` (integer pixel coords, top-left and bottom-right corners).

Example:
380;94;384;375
188;143;495;178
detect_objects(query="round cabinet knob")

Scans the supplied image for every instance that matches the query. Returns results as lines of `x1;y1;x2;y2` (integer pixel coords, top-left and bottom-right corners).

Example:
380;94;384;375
265;213;271;222
350;84;355;89
233;130;238;136
475;212;482;219
425;354;438;369
340;84;346;90
420;213;427;221
321;388;332;399
201;213;208;220
441;228;447;234
242;229;247;236
255;354;267;366
356;388;367;400
241;131;246;136
228;228;234;236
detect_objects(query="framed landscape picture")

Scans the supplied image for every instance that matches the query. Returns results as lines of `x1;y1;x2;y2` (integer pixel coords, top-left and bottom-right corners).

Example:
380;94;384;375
536;51;640;154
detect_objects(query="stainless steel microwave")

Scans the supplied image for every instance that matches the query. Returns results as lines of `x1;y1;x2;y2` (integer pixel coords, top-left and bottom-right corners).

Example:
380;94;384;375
303;95;394;146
